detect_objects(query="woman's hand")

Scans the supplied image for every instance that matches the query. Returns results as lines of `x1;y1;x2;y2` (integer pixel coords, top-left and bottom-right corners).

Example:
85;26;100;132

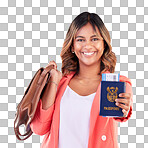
41;61;63;109
45;60;63;85
115;93;132;117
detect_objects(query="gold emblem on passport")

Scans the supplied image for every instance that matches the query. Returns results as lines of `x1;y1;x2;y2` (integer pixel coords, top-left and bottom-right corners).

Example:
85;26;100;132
107;87;118;102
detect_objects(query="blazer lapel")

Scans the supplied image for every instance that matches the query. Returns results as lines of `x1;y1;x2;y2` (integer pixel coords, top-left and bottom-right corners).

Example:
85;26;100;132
54;71;76;148
88;70;110;145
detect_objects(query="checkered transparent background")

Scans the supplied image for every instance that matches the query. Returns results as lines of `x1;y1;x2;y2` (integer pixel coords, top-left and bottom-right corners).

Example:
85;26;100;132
0;0;148;148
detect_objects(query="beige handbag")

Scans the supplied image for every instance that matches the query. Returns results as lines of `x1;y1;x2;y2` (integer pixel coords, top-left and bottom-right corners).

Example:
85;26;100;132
14;64;54;140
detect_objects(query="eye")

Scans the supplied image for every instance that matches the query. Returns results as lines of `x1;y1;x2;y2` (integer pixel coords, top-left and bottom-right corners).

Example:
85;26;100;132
92;38;99;41
77;39;84;42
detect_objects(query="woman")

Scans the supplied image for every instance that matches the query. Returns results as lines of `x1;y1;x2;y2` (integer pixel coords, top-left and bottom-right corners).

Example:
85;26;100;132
30;12;133;148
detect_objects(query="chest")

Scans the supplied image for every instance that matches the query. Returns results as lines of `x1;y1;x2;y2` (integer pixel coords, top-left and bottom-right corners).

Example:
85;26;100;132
68;78;101;96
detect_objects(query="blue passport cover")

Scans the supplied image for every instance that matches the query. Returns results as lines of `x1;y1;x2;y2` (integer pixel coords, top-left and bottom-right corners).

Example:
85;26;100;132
99;81;126;117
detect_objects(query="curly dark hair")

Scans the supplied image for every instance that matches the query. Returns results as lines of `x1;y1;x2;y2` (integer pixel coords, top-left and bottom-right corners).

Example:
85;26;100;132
60;11;117;76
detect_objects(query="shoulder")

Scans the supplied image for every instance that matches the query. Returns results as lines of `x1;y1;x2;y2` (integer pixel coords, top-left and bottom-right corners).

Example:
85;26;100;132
57;71;76;88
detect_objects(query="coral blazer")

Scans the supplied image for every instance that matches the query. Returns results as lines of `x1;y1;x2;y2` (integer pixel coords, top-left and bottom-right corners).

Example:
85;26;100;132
30;70;133;148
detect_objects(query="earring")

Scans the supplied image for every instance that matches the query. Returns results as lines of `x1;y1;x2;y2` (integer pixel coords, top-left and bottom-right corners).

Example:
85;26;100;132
71;48;74;53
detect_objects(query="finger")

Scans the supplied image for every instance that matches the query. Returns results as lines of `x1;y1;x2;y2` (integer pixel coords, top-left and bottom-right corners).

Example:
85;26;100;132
119;93;131;99
51;60;56;64
46;61;57;69
122;109;128;117
115;98;130;106
115;102;130;111
52;64;57;69
51;61;57;69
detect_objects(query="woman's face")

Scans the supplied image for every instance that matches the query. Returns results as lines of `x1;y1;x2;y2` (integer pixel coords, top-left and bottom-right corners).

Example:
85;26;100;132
72;22;105;67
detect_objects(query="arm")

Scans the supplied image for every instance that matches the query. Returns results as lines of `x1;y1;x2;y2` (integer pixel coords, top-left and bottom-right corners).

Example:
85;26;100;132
30;99;55;136
30;77;58;135
30;61;63;135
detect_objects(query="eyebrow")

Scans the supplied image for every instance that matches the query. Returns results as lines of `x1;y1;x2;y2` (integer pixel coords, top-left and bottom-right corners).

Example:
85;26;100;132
75;35;100;39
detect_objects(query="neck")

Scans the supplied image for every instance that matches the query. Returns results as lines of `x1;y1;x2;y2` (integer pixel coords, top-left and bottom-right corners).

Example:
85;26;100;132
75;61;101;80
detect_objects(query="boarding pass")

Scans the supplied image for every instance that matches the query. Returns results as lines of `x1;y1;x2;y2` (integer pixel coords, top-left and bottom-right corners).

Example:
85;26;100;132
102;73;120;81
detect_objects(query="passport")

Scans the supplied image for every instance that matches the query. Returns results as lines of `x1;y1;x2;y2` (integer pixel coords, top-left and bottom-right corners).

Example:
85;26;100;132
99;81;126;117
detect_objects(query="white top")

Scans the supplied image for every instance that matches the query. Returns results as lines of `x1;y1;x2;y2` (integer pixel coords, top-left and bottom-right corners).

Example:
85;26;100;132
58;85;96;148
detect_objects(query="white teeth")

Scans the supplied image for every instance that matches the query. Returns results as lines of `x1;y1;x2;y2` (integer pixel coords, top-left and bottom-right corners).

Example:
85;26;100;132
83;52;95;55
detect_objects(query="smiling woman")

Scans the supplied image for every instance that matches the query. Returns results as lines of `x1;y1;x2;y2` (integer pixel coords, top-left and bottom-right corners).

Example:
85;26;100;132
30;11;133;148
60;12;116;76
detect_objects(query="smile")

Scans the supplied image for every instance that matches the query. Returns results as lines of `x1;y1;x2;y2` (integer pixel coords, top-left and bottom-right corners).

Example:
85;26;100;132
82;51;96;57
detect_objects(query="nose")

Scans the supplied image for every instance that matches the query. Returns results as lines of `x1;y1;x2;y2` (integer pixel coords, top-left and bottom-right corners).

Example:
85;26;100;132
83;40;93;48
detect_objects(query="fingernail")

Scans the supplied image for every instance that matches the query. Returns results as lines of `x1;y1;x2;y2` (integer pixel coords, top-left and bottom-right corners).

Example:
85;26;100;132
116;103;118;106
119;94;122;97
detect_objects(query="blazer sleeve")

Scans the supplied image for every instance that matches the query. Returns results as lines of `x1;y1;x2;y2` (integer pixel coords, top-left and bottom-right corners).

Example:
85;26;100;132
113;76;133;122
30;99;55;136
